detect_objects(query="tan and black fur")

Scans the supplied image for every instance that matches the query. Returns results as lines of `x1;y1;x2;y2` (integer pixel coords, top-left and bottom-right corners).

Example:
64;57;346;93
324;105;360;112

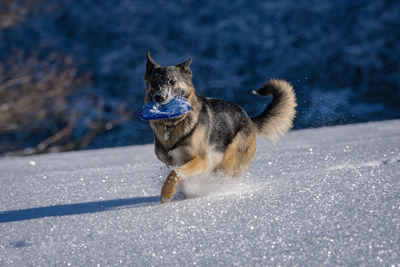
144;52;297;203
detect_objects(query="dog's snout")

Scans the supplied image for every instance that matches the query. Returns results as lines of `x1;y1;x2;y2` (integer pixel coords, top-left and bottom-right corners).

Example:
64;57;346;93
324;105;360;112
152;87;172;103
153;94;163;103
152;91;170;103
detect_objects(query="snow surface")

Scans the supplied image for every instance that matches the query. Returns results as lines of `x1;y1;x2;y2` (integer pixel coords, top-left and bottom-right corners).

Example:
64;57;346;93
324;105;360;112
1;120;399;266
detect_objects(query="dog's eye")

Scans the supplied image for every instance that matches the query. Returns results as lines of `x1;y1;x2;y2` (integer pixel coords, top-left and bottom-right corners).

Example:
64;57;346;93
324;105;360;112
169;80;176;86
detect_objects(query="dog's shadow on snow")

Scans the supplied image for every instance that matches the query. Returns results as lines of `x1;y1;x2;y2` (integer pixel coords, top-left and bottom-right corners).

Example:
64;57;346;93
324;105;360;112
0;196;160;224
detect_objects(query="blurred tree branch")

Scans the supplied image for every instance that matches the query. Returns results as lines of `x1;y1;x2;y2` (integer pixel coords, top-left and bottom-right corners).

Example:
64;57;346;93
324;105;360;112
0;0;131;156
0;0;56;29
0;51;131;155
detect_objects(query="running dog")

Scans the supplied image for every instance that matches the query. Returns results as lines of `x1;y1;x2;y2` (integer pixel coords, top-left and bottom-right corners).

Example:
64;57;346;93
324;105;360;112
144;52;297;203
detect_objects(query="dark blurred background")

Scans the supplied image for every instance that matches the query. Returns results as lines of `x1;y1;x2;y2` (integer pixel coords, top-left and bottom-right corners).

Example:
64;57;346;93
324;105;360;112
1;0;399;156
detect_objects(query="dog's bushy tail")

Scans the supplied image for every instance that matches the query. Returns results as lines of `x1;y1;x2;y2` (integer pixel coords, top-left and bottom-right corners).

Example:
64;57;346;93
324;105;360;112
251;79;297;141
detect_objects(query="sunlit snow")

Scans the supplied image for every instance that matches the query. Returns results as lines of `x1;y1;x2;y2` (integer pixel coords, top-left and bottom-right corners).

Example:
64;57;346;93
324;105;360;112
1;120;399;265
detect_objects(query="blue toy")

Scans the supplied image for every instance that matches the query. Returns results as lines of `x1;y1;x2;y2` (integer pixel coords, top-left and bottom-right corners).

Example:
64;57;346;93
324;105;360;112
140;96;192;121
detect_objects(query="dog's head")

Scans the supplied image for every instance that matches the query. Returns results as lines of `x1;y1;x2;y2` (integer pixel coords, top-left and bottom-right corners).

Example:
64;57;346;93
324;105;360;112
144;52;194;104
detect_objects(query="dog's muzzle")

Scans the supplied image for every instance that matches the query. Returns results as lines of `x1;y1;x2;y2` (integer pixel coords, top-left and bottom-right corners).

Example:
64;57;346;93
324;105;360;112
152;87;172;104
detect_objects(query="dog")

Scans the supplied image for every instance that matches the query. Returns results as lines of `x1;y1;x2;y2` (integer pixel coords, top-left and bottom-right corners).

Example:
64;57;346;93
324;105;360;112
144;52;297;203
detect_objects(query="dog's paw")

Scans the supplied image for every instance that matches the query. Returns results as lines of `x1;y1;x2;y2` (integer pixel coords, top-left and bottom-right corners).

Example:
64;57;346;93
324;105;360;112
161;197;171;204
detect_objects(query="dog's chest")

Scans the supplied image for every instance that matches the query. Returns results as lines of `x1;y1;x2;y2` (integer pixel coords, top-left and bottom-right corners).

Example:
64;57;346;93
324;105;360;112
156;145;190;167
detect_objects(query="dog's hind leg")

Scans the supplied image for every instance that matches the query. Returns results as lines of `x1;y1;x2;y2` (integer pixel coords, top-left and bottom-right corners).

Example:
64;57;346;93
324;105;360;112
161;155;208;203
214;131;257;176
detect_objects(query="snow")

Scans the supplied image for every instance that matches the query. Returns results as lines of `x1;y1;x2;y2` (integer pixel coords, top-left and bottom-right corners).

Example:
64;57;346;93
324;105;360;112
1;120;399;266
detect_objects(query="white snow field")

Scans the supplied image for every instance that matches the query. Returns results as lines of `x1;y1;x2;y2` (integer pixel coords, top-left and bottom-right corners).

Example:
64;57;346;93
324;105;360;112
1;120;399;266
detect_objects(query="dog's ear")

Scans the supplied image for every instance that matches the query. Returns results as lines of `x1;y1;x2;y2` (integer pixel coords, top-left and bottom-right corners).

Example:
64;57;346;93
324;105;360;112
146;51;159;77
176;58;192;78
176;58;192;70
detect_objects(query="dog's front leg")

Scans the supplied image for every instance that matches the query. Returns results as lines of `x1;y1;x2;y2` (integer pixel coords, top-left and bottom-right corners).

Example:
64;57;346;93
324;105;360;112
160;170;181;204
161;155;207;203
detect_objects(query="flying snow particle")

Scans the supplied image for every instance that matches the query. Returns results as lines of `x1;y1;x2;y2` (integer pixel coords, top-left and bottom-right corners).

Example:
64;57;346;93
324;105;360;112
105;123;113;130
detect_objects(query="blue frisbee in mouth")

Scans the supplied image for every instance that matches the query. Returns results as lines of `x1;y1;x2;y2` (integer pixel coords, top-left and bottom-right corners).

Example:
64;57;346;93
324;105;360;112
140;96;192;121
